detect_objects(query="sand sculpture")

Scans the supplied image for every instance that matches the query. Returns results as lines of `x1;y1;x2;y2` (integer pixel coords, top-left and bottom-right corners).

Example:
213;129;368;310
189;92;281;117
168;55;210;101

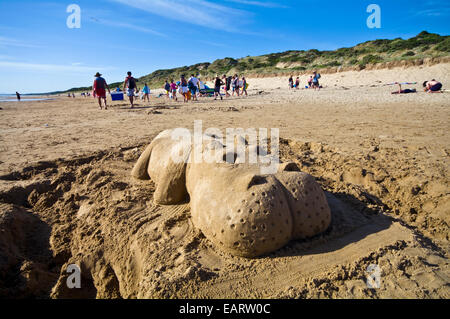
132;129;331;257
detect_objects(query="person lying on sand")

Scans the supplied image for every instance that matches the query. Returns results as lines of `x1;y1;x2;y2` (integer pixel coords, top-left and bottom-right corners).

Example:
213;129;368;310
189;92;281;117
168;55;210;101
93;72;111;110
423;80;443;93
391;83;416;94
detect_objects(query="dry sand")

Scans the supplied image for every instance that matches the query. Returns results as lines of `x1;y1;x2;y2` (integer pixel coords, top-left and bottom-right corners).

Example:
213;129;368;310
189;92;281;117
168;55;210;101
0;63;449;298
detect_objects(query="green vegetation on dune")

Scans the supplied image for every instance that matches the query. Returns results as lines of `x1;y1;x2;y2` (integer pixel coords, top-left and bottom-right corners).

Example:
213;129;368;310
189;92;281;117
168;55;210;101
63;31;449;93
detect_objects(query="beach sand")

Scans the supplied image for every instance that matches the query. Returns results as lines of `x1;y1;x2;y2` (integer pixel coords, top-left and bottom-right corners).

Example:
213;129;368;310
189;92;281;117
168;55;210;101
0;63;449;298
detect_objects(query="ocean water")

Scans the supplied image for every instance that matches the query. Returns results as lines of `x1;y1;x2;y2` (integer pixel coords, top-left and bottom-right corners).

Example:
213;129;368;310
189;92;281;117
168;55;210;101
0;94;54;102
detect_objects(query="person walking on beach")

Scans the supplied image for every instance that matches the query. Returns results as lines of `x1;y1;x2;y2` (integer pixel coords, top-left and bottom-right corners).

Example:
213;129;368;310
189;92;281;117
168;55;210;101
16;92;20;101
142;83;150;102
93;72;111;110
170;79;178;101
312;71;321;91
295;77;300;89
241;76;248;96
233;75;240;96
164;80;171;98
123;71;138;108
180;75;189;103
214;75;224;100
188;74;200;101
288;76;293;89
225;75;232;97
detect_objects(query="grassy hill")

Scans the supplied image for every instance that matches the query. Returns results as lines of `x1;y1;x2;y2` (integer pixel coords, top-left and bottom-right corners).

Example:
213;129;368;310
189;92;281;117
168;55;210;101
64;31;449;93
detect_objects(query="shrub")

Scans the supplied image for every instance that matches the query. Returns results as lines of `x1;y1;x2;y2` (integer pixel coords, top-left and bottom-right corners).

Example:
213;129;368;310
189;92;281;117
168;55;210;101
402;51;415;57
360;54;383;65
434;38;450;52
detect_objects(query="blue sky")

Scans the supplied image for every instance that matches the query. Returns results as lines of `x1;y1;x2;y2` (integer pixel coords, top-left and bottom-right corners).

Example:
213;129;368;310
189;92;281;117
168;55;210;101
0;0;449;93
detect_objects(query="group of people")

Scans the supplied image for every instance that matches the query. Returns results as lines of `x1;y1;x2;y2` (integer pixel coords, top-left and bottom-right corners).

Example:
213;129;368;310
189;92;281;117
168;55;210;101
162;74;249;103
289;71;322;90
92;71;142;109
213;74;248;100
391;79;443;94
91;70;444;109
92;71;250;109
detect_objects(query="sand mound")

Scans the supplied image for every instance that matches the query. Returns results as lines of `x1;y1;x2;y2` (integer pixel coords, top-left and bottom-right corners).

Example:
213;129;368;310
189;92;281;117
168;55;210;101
0;138;448;298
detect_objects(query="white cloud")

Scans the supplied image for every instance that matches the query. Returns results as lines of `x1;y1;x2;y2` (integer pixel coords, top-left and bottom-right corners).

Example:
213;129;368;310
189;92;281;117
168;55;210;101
413;8;449;17
0;61;116;73
225;0;288;8
0;36;42;48
111;0;249;31
89;17;166;37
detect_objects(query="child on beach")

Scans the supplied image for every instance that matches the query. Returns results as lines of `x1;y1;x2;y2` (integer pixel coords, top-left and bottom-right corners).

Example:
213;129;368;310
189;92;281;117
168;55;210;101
93;72;111;110
164;80;171;98
170;79;178;101
308;76;313;88
142;83;150;102
241;77;248;96
391;83;417;94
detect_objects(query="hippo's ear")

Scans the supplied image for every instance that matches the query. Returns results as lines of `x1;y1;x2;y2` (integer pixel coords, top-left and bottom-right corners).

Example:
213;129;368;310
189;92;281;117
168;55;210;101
278;162;300;173
246;174;268;189
131;143;154;180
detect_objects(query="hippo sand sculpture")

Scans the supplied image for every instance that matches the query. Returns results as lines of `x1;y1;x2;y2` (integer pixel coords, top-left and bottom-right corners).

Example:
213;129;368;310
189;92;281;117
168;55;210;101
131;129;331;258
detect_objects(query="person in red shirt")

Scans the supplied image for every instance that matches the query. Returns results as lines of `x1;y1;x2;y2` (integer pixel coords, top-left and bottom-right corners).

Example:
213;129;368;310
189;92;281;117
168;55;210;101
93;72;111;110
